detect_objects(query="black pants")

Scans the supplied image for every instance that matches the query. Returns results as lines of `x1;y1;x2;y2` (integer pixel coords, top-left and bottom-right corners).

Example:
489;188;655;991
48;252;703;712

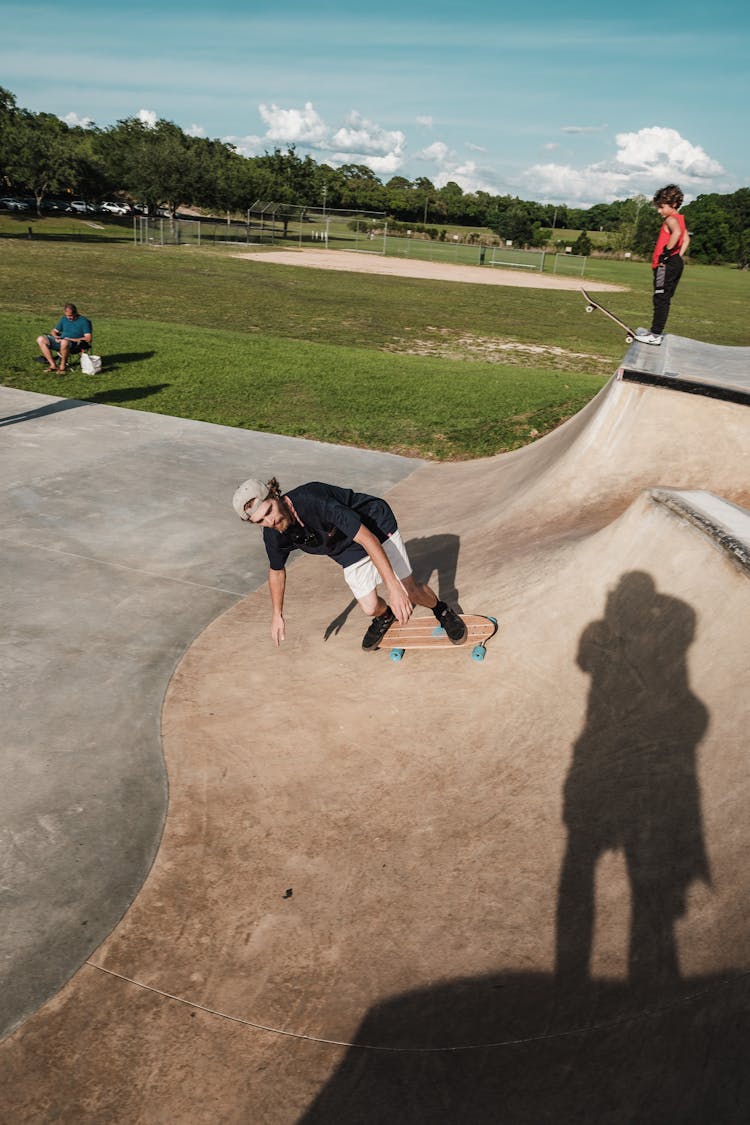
651;254;684;335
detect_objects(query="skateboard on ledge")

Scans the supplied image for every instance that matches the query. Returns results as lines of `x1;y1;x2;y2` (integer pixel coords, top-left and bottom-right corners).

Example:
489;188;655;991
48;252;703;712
581;287;637;344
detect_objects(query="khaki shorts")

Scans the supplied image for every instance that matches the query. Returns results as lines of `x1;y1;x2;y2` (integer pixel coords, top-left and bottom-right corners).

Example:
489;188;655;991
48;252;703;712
343;530;412;600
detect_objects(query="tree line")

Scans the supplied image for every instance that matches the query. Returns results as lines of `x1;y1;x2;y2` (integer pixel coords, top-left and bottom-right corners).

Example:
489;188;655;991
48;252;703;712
1;86;748;265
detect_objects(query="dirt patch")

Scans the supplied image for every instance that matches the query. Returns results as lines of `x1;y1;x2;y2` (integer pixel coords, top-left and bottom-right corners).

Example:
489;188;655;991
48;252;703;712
233;248;625;293
383;327;613;375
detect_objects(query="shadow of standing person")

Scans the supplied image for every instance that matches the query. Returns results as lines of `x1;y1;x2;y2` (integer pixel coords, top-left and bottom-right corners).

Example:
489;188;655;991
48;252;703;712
555;571;711;996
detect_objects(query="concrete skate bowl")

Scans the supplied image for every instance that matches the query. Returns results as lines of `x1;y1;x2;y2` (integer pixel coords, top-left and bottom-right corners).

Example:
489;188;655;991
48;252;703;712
2;338;749;1124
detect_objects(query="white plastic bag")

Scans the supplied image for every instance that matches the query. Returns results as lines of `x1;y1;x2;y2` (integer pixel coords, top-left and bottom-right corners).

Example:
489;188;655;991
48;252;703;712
80;352;102;375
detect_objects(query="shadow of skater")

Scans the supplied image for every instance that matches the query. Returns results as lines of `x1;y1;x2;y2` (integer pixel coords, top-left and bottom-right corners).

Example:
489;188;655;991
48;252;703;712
555;570;711;993
407;534;463;613
324;534;462;640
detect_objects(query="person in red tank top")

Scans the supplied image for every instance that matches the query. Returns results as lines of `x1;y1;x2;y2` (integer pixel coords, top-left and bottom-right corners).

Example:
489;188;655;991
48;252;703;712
636;184;691;346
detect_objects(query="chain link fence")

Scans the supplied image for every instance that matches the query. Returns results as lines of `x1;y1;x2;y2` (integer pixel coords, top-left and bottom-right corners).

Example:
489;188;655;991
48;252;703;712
132;210;587;276
247;203;388;252
132;215;253;247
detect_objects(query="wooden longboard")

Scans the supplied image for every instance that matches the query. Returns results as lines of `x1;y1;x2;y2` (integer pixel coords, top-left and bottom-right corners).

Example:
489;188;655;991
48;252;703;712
384;614;498;663
581;287;637;344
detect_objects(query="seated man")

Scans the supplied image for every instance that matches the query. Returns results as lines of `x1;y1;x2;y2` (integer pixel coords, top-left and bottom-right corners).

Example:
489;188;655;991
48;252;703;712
36;303;92;373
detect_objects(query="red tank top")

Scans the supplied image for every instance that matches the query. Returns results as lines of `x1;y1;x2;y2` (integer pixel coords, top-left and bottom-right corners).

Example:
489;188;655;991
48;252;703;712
652;212;686;267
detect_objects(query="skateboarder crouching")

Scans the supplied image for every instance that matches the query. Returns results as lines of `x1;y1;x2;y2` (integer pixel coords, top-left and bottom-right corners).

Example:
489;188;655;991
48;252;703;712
636;184;690;346
232;477;467;650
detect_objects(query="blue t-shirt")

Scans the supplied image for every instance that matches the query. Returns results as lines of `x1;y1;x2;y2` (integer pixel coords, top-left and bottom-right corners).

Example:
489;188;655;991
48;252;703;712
263;482;398;570
55;314;92;341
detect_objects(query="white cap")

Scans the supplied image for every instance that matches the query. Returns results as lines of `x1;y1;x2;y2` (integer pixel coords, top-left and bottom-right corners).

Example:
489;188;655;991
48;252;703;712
232;478;270;521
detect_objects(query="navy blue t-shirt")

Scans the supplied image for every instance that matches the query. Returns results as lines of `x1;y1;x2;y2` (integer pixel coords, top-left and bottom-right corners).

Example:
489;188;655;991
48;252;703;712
263;482;397;570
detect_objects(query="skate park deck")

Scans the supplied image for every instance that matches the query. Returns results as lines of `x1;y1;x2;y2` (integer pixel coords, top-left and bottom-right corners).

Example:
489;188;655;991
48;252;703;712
622;332;750;400
1;334;749;1123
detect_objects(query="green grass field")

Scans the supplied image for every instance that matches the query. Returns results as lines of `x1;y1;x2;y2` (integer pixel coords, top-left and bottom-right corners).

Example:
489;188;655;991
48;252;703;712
1;215;748;459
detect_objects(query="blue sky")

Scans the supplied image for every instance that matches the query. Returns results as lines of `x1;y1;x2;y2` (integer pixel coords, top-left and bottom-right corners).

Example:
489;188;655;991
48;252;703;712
1;0;747;206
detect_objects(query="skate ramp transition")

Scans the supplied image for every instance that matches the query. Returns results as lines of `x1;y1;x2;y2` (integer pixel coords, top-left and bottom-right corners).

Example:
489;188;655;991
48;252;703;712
2;335;750;1123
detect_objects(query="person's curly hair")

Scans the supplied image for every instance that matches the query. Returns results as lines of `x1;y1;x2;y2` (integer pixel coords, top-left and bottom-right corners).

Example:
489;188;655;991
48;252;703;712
653;184;684;209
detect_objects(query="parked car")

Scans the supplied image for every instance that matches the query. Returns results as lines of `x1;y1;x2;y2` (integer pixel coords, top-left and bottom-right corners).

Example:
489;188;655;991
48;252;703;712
0;197;30;211
67;200;96;214
99;201;130;215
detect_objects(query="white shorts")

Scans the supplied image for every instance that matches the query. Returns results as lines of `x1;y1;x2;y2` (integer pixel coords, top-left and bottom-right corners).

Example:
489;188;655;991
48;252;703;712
343;530;412;601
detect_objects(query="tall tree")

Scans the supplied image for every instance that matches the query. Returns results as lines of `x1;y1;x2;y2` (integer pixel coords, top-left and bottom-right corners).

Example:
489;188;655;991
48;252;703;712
2;109;81;213
335;163;387;211
0;85;18;189
96;117;200;215
683;194;737;264
385;175;417;221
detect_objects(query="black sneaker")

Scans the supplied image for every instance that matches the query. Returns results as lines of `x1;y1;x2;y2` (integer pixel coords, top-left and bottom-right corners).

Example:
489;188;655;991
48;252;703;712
434;602;467;645
362;607;396;651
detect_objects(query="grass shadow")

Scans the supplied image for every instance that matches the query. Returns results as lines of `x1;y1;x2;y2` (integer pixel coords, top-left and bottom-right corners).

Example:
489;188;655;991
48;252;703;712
87;384;170;404
97;351;157;369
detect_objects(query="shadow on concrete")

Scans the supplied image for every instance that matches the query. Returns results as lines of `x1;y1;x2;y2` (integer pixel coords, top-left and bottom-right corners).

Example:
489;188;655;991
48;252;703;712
408;533;463;612
303;571;736;1124
0;398;86;427
0;385;169;426
323;534;463;641
556;570;710;993
299;969;750;1124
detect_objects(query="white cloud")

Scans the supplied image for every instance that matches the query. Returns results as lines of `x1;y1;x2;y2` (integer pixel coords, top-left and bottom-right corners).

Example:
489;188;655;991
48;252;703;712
186;124;206;138
416;115;433;128
419;141;450;164
520;125;727;205
62;111;94;129
138;109;157;128
465;141;487;153
258;101;328;145
332;112;405;158
329;150;403;175
520;163;632;204
561;124;608;134
417;140;499;193
614;126;723;177
245;103;406;174
223;134;264;157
